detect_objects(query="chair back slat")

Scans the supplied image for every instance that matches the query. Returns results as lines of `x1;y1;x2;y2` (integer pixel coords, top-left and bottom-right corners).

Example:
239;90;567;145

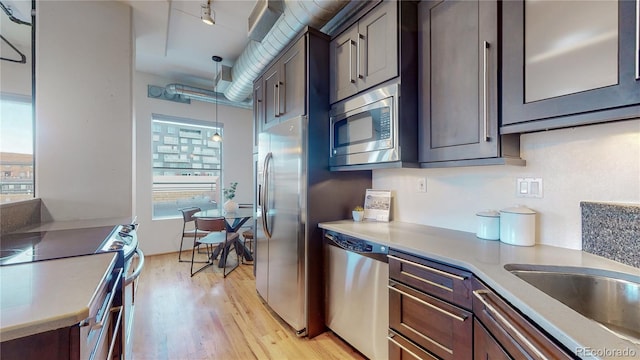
195;217;226;232
180;207;202;222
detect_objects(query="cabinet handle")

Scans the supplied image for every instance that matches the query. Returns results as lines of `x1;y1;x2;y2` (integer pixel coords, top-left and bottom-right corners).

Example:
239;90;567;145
388;331;438;360
388;254;467;281
273;83;279;118
473;290;549;360
357;33;364;79
482;40;490;142
388;283;468;322
636;0;639;80
278;81;284;116
277;81;283;116
401;270;454;293
349;39;357;84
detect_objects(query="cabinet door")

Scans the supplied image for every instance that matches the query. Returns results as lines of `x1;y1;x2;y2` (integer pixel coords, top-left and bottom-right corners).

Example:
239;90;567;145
501;0;640;131
330;26;359;103
253;78;264;153
389;330;439;360
280;36;306;120
358;0;398;90
389;281;473;360
473;319;512;360
419;0;499;163
472;279;575;360
388;251;473;310
263;64;280;130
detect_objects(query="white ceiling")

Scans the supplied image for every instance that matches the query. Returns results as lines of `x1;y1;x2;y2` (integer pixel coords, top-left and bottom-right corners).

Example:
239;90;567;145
1;0;257;90
126;0;257;89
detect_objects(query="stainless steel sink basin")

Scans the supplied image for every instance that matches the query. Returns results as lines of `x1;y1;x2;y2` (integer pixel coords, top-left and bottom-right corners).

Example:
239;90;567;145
505;264;640;344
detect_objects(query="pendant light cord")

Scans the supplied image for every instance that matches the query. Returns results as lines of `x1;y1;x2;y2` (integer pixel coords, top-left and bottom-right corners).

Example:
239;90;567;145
212;55;223;141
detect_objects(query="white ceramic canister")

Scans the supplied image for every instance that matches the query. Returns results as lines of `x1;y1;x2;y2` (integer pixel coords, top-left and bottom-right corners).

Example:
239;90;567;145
476;210;500;240
499;205;536;246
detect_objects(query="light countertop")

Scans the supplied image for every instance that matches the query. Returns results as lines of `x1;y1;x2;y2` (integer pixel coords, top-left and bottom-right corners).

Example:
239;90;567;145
0;252;118;342
319;220;640;360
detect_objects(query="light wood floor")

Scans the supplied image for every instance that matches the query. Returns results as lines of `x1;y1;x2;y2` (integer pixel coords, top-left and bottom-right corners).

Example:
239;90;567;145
131;252;365;360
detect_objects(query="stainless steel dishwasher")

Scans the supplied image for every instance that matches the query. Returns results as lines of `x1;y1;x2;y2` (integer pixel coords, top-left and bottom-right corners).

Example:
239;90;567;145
324;230;389;360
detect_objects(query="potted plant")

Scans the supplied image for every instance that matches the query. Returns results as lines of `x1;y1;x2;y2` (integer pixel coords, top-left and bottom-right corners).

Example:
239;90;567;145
222;182;239;212
352;206;364;222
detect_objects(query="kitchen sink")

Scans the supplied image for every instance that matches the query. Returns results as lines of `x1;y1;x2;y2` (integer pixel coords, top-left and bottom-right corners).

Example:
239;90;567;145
504;264;640;344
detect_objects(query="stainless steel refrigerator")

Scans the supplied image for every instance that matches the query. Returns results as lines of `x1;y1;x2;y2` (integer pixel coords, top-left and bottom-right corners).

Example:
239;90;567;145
256;115;371;337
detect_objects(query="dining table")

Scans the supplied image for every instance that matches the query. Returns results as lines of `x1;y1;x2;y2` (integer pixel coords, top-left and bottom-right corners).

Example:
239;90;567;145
193;208;255;267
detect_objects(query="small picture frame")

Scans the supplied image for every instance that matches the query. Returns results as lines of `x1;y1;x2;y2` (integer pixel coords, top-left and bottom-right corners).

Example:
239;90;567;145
364;189;391;222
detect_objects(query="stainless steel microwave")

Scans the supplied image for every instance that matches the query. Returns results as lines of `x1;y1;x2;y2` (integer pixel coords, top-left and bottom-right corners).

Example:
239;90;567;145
330;83;416;170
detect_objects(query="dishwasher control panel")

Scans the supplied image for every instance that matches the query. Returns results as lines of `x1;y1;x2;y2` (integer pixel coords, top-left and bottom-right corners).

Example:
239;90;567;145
324;231;388;255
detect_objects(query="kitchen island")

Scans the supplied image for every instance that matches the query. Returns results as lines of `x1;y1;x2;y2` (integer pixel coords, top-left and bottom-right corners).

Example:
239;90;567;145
319;220;640;360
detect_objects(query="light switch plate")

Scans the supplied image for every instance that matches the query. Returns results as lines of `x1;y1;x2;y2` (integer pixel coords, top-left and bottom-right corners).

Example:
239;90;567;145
516;177;543;198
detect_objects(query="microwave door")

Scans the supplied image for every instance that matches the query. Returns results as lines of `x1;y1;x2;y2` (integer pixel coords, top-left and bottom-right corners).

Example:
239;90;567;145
331;104;393;157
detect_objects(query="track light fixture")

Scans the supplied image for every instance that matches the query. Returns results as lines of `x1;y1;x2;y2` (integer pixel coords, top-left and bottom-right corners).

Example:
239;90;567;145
201;0;214;26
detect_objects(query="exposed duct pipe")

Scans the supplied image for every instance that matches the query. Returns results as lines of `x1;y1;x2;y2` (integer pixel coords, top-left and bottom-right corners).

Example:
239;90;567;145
224;0;349;102
165;84;252;110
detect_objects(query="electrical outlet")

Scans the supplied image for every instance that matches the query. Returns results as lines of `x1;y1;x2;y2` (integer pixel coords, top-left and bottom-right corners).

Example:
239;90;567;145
417;177;427;193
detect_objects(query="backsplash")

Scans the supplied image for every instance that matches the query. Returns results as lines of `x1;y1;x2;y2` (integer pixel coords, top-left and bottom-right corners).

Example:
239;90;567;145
0;199;41;235
372;119;640;250
581;201;640;268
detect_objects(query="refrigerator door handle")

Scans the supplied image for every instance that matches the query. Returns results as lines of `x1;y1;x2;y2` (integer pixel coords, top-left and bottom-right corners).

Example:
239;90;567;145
261;152;273;238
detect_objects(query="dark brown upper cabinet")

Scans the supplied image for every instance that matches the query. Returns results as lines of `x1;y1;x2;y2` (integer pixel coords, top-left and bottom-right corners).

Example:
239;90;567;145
418;0;523;167
501;0;640;134
329;0;399;104
261;36;306;131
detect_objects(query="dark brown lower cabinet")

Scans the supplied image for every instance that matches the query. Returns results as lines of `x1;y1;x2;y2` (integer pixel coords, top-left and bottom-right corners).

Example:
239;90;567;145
389;281;473;359
389;329;439;360
389;250;473;360
388;250;579;360
472;278;576;359
0;327;80;360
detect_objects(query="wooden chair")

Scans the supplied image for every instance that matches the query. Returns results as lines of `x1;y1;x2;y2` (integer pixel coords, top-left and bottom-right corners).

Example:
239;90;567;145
178;207;210;262
241;229;254;265
190;217;240;277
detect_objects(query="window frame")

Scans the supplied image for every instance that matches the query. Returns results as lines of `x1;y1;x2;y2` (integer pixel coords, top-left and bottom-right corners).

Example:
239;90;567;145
0;93;35;204
151;113;224;220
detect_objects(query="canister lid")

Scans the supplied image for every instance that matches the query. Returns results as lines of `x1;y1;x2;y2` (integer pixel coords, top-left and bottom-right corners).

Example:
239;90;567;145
500;205;536;215
476;210;500;218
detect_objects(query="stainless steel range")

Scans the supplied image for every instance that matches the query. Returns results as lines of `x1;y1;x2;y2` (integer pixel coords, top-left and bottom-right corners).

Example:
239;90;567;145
0;221;144;360
98;222;145;360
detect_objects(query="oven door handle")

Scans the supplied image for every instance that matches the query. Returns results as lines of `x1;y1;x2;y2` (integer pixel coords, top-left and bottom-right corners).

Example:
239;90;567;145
125;248;144;286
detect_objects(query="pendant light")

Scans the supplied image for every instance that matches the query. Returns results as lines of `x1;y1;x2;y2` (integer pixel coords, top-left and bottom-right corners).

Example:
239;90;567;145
211;55;223;142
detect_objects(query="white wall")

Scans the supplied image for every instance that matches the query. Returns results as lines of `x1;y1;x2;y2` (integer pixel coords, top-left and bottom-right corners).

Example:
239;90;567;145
134;71;253;255
35;1;133;221
374;119;640;249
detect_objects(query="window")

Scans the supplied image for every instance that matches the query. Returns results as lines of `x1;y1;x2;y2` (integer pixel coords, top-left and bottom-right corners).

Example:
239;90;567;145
152;114;223;219
0;94;34;204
